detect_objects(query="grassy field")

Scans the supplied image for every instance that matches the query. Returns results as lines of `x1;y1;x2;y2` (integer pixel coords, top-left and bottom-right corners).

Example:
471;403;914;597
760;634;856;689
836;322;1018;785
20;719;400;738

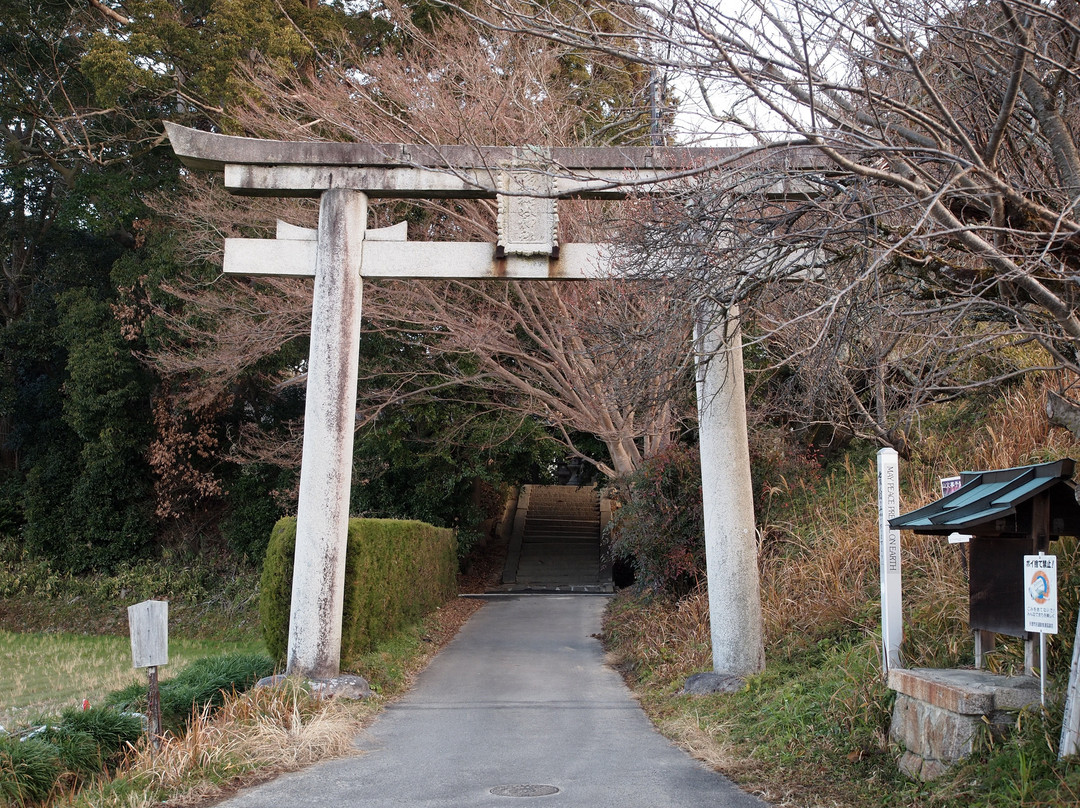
0;532;483;808
0;631;265;730
0;550;267;732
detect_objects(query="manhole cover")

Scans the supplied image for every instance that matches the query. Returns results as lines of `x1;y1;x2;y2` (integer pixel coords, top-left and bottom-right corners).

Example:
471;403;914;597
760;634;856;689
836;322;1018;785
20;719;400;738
489;784;560;798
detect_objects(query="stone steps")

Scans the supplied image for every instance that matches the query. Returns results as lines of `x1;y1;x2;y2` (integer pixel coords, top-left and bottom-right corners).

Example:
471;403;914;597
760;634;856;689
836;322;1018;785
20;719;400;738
522;532;598;542
497;484;612;593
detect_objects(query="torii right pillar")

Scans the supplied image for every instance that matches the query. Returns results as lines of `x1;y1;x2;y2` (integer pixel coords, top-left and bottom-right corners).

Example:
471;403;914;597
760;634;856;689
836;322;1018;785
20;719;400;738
695;302;765;675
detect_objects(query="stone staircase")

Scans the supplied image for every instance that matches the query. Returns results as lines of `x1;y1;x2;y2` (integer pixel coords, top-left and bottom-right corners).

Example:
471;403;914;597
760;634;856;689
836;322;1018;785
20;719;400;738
498;485;613;593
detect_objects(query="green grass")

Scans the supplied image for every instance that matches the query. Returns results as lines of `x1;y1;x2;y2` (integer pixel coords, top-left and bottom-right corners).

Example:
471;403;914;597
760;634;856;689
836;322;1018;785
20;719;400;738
346;618;434;695
0;632;264;730
605;586;1080;807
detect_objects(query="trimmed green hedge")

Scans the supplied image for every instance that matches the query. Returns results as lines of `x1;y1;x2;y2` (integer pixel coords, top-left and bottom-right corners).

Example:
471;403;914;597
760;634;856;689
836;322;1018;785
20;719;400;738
259;517;457;665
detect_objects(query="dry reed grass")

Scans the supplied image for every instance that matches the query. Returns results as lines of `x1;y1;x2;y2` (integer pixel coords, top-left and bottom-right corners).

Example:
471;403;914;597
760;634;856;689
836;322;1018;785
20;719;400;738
140;683;365;790
966;374;1077;469
606;376;1080;679
755;373;1080;664
759;464;880;648
57;682;372;808
904;374;1080;502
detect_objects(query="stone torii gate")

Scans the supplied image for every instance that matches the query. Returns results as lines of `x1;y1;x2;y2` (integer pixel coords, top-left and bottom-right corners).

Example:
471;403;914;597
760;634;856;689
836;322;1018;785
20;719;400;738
164;122;764;679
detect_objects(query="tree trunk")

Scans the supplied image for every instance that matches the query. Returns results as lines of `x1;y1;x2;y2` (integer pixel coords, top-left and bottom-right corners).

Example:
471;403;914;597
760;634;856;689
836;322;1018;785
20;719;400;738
605;439;639;478
1046;390;1080;440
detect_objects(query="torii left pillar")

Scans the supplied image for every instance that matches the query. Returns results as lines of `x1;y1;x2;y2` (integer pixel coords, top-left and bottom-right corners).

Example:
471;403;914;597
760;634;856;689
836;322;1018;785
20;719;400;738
287;189;366;678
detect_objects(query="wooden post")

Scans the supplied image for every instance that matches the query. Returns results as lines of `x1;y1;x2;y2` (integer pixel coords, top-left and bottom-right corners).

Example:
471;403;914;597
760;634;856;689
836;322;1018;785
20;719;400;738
974;630;995;669
1026;495;1051;678
1025;633;1045;678
127;600;168;748
146;666;161;747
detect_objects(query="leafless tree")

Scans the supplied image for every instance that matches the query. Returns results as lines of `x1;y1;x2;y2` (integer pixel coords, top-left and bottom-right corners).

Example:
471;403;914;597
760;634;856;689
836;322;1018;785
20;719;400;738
469;0;1080;445
357;277;692;476
147;3;694;480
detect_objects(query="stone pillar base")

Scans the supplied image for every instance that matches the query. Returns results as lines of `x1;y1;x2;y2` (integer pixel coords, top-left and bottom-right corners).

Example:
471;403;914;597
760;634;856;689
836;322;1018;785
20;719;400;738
888;668;1039;780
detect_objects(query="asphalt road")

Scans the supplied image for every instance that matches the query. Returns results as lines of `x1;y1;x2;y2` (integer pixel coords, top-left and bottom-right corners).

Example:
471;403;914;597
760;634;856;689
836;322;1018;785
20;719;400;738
217;595;769;808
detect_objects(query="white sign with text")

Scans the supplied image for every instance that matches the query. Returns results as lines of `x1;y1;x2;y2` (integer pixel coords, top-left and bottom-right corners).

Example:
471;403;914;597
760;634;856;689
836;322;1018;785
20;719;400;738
1024;554;1058;634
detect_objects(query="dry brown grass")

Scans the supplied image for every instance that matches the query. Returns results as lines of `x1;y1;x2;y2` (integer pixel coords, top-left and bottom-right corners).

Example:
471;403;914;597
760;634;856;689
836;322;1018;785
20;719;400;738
968;375;1077;469
143;683;365;795
759;465;880;648
606;588;712;685
602;374;1080;806
756;373;1080;664
906;374;1080;501
53;678;376;808
52;596;485;808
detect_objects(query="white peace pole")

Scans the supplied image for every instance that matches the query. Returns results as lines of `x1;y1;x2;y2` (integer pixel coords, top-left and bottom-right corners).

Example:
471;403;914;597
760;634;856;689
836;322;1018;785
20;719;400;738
878;448;903;674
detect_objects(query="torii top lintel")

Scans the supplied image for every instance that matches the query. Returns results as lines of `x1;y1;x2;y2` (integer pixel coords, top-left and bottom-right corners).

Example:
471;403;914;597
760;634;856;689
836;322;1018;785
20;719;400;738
163;122;818;200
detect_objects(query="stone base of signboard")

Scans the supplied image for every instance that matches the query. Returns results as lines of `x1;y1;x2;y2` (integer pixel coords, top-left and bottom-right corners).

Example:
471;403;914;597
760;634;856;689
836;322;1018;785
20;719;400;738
888;668;1039;780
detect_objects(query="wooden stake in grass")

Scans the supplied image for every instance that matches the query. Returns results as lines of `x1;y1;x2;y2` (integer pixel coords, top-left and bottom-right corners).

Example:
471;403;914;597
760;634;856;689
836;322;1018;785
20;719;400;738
147;665;162;747
128;600;169;748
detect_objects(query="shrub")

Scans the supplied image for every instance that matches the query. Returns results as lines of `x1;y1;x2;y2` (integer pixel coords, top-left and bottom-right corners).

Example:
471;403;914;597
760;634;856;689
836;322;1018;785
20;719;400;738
258;518;297;665
156;653;276;727
104;652;275;733
0;736;61;806
0;706;143;805
22;441;153;573
260;517;457;665
40;726;102;781
607;444;705;597
0;471;23;538
56;705;143;766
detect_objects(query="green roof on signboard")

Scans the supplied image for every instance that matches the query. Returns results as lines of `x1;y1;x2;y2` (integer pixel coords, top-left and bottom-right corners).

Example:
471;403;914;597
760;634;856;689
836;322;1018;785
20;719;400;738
889;459;1076;534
